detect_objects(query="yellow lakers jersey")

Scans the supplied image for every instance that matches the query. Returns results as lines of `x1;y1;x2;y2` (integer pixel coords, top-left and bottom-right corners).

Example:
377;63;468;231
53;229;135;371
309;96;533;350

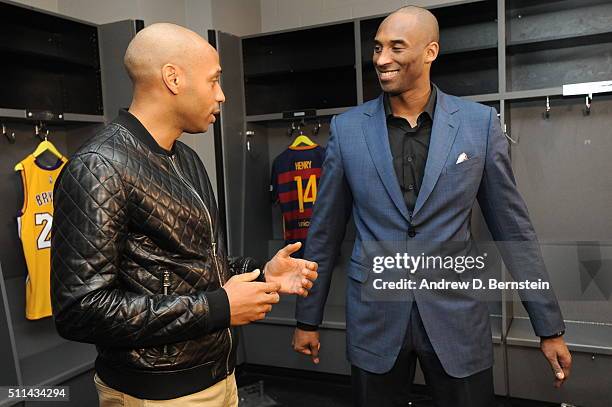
16;154;66;320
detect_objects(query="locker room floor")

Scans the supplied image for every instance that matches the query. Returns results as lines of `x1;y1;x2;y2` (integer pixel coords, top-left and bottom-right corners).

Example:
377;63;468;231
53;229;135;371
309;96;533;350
236;365;559;407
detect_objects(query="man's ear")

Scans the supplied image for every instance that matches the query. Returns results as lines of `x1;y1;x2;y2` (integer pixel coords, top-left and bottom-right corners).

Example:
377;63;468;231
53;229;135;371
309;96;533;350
424;41;439;64
162;63;180;95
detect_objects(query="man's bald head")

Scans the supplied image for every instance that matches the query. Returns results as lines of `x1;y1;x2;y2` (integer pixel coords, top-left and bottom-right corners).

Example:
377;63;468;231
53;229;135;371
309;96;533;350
124;23;225;135
124;23;215;87
381;6;439;46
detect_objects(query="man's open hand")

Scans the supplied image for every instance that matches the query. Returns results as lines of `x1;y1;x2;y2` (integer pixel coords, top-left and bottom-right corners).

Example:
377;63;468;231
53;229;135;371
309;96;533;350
264;242;318;296
541;336;572;388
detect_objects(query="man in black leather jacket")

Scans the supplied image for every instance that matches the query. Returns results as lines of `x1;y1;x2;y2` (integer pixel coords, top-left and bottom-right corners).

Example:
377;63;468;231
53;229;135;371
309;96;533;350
51;23;318;406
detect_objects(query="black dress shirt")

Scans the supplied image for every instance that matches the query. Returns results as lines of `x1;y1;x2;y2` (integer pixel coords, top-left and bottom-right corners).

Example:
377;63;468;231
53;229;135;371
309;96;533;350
384;86;437;213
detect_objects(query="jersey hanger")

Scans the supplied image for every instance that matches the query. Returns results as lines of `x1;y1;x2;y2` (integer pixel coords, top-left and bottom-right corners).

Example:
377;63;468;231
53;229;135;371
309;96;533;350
290;125;316;148
15;128;66;171
290;134;316;148
32;132;65;160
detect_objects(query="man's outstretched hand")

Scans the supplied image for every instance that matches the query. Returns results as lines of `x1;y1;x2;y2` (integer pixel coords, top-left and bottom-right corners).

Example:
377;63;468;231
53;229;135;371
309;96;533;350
264;242;318;296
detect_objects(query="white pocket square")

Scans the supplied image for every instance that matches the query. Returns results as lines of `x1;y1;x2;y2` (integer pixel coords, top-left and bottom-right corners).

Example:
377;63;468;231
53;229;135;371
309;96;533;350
456;152;469;164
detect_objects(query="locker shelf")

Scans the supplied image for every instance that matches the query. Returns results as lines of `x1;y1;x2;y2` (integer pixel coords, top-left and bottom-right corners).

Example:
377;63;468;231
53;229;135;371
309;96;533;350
0;107;105;123
19;341;96;386
507;31;612;55
246;107;352;123
12;318;65;360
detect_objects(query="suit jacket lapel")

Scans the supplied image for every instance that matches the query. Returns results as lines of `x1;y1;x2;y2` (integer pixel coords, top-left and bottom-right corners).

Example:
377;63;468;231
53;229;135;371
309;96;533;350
362;95;411;223
413;88;460;217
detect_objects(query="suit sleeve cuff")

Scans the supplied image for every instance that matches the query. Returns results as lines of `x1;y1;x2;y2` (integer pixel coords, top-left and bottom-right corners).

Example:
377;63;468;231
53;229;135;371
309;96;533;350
297;322;319;331
539;330;565;340
206;288;231;332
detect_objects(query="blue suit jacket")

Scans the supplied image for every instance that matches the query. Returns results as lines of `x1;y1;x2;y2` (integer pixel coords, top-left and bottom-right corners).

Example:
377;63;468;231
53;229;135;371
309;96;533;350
295;87;565;377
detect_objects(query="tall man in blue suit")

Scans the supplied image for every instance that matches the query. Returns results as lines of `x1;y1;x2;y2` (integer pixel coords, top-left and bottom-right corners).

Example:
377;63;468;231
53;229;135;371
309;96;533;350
292;6;572;407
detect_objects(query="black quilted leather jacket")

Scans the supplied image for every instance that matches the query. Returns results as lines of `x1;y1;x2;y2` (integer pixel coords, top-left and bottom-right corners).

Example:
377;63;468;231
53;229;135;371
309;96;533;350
51;110;259;400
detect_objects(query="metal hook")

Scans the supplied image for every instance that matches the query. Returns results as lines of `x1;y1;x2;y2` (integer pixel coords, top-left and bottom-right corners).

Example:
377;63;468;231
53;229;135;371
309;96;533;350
584;93;592;116
35;121;49;140
503;124;518;144
2;123;16;144
245;130;255;152
288;121;297;138
35;122;45;140
312;120;322;137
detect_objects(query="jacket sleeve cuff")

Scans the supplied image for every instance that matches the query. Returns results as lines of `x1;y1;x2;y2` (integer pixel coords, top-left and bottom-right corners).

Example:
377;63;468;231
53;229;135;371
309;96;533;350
206;288;231;332
534;320;566;338
296;321;319;331
539;330;565;340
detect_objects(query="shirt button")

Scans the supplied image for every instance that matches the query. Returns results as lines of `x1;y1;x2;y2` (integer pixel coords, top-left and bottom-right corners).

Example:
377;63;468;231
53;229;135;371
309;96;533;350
408;230;416;238
407;157;413;163
408;184;414;190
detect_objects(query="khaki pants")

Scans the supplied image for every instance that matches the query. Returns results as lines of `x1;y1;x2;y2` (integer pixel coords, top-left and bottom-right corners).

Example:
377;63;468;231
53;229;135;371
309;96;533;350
94;373;238;407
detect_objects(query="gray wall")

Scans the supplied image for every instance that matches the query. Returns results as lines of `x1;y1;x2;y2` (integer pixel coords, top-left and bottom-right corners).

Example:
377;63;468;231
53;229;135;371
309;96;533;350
260;0;461;32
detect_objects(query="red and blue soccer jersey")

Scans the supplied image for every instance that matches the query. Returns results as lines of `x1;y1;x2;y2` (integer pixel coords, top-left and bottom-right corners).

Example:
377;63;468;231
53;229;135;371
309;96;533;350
270;144;326;256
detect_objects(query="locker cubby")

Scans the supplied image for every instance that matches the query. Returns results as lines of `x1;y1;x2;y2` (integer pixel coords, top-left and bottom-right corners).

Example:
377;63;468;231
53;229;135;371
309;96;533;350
0;1;102;116
504;94;612;406
242;23;357;116
506;0;612;91
0;123;100;407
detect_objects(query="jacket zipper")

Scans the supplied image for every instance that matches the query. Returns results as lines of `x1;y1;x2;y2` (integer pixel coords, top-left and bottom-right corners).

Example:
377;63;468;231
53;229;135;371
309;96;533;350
163;271;171;356
168;155;233;376
163;271;171;295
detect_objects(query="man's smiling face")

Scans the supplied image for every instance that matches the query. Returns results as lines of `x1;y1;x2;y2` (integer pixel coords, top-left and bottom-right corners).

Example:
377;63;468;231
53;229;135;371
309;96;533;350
373;12;437;95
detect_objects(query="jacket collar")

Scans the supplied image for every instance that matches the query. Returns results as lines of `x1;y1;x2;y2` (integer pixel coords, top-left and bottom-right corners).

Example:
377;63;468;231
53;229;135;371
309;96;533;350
112;109;175;156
